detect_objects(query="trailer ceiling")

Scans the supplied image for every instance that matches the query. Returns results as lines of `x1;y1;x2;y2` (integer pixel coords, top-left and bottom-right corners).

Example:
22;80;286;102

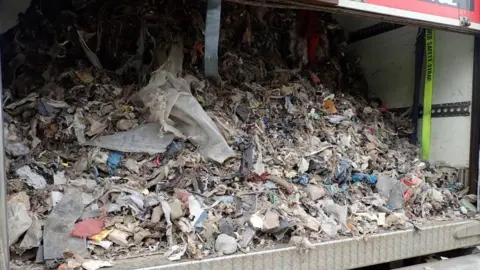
226;0;480;34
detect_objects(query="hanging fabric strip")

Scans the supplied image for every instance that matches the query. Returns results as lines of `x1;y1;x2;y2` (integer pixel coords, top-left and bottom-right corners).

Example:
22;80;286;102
204;0;222;77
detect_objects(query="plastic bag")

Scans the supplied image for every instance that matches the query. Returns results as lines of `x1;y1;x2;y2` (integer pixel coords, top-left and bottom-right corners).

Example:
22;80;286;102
134;38;234;163
85;123;175;155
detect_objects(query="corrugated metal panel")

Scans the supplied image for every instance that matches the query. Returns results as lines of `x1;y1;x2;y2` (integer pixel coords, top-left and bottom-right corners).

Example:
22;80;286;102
110;220;480;270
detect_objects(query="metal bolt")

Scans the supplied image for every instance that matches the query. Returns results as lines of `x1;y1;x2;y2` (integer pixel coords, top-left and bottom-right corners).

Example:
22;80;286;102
460;16;471;27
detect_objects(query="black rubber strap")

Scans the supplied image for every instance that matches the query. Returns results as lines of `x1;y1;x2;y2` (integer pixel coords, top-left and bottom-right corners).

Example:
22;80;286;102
204;0;221;77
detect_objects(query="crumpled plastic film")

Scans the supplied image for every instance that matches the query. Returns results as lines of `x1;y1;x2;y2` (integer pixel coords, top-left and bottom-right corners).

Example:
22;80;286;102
136;39;234;163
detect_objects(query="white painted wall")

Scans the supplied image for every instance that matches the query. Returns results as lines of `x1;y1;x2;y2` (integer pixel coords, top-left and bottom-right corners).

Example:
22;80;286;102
348;26;418;108
336;15;474;167
427;31;473;167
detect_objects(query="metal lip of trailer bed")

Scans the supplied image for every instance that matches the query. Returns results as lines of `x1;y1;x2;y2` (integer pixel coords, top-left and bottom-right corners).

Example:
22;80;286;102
112;220;480;270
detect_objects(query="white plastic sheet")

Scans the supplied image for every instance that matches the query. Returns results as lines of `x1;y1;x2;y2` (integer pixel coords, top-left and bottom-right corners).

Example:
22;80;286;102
135;38;234;163
87;38;233;163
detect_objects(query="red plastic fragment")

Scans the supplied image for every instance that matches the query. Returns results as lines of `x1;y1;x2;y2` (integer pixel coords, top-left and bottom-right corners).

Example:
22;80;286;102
174;189;191;205
153;155;161;167
401;175;422;187
403;189;414;201
297;10;323;66
249;172;269;183
309;71;320;84
379;103;391;113
367;126;376;134
307;35;321;65
195;42;205;56
70;217;104;238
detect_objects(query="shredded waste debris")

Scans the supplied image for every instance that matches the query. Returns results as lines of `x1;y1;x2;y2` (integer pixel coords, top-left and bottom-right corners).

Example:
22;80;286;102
2;0;476;269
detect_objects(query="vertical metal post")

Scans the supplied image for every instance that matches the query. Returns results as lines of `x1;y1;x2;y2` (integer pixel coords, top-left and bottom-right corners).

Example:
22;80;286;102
412;28;425;145
470;35;480;210
0;52;10;269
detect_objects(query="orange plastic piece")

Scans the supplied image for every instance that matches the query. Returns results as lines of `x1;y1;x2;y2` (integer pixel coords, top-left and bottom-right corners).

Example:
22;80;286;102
90;228;114;242
323;99;337;114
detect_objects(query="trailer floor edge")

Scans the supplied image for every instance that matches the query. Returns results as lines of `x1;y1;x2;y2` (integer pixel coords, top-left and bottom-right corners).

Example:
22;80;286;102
108;220;480;270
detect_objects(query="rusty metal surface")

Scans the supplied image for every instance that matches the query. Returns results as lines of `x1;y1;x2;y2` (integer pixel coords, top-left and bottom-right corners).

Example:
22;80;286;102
110;220;480;270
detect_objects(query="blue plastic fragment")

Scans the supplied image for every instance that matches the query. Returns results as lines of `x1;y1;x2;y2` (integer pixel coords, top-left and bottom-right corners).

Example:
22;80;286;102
323;184;337;193
218;196;235;204
93;166;99;182
166;141;183;156
193;210;208;233
285;96;293;108
263;117;269;128
293;174;309;186
352;173;377;184
340;182;353;202
107;152;122;175
264;181;277;189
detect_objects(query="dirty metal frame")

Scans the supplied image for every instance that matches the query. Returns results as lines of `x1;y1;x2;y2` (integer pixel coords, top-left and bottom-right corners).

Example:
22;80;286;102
0;1;475;269
469;34;480;209
0;52;10;269
115;220;480;270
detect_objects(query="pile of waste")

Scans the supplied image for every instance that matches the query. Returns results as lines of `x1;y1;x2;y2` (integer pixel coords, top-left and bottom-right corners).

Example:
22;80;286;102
2;0;474;269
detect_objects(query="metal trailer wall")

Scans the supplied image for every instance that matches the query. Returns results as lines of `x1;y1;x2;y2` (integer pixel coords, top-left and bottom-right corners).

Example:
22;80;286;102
336;14;474;168
425;31;474;168
0;1;30;268
0;3;479;270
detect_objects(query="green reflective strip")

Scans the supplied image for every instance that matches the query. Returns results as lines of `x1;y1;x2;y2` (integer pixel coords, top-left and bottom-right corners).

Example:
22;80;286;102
422;29;435;160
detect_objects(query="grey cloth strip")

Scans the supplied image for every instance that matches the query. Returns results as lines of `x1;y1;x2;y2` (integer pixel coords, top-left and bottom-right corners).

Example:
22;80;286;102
204;0;221;77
